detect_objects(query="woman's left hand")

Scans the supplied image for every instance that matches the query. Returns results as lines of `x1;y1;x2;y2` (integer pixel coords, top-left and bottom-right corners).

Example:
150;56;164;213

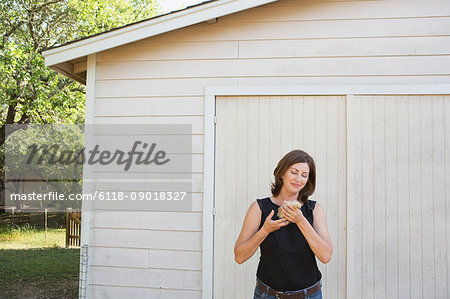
280;201;305;224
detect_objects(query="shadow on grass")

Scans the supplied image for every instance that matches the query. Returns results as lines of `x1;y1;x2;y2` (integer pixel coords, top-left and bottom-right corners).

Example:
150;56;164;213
0;247;80;299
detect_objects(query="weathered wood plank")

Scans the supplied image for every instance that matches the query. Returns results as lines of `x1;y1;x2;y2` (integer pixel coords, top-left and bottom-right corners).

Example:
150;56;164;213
91;285;202;299
92;228;202;250
90;267;201;290
96;56;450;80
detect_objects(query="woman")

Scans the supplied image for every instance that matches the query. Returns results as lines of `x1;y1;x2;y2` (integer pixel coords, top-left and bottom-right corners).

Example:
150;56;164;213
234;150;332;299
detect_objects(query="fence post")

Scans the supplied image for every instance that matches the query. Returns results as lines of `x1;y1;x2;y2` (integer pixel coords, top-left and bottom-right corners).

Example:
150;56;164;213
44;208;48;241
66;208;81;248
66;208;71;247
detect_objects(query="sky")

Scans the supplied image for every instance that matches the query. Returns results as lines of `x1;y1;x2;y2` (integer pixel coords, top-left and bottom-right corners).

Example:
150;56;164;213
158;0;205;13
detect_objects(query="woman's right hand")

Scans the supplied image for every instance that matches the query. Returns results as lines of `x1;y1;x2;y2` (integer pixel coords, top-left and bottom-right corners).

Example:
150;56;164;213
234;202;288;264
261;210;289;234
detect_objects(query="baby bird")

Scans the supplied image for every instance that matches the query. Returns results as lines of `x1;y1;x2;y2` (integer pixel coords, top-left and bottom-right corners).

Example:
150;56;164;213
277;200;302;219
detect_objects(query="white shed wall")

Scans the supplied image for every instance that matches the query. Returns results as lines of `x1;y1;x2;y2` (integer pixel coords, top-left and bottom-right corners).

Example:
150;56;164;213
88;0;450;297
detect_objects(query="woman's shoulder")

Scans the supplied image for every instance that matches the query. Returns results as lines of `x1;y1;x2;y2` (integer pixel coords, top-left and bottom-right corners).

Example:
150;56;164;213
308;200;327;216
248;197;269;211
247;200;262;215
256;197;274;210
306;199;318;212
245;200;264;227
256;197;271;204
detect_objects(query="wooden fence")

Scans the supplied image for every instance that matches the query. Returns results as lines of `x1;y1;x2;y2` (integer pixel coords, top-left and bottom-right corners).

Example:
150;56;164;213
66;208;81;247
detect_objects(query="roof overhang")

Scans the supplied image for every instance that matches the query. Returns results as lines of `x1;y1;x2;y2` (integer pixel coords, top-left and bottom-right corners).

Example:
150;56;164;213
42;0;278;84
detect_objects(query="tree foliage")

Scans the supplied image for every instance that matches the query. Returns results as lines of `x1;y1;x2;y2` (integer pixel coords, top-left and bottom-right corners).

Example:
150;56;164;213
0;0;160;203
1;0;160;128
4;124;84;209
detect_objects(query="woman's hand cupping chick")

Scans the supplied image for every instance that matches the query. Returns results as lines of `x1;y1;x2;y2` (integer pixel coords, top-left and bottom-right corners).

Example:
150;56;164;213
279;201;305;224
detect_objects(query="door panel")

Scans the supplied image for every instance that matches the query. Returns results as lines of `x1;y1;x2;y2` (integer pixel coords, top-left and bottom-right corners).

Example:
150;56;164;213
346;95;450;299
214;96;347;299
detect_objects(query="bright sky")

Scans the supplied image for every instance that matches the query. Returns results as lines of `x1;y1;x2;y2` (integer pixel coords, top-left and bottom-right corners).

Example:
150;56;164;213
158;0;205;13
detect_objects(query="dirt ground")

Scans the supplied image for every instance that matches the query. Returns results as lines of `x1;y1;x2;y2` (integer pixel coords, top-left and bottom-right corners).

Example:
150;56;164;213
0;277;78;299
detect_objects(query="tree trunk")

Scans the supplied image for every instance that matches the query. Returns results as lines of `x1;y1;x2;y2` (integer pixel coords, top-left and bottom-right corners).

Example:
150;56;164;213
1;104;18;208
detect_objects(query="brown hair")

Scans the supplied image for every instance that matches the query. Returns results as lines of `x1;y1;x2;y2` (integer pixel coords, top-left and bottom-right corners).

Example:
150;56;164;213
271;150;316;204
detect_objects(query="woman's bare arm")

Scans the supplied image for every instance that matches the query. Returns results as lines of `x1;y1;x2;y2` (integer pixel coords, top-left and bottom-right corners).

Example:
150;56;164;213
281;201;333;263
234;201;288;264
297;202;333;263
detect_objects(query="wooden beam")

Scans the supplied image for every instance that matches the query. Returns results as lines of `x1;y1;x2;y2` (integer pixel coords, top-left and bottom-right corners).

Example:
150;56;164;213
50;63;86;85
74;61;87;73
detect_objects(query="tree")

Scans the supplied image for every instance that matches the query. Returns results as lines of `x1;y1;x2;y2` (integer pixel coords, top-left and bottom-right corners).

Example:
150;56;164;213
4;124;84;210
0;0;160;206
1;0;160;130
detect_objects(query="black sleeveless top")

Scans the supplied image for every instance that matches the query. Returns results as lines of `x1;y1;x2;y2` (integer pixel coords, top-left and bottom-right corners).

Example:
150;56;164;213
256;197;322;291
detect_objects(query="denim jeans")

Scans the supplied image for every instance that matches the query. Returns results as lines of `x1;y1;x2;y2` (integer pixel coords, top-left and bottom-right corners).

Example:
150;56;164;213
253;280;322;299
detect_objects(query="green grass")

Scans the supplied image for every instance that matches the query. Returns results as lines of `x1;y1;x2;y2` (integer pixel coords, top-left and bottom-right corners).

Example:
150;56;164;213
0;224;80;283
0;220;80;298
0;225;66;249
0;248;80;282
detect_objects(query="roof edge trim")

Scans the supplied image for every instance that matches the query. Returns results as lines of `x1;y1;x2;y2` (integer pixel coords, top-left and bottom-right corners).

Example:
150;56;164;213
43;0;277;67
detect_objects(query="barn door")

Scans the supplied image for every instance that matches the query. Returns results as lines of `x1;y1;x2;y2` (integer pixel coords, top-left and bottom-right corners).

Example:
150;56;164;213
346;95;450;299
214;96;347;299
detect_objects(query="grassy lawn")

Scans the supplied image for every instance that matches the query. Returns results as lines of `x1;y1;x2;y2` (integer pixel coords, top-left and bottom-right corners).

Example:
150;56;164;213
0;223;80;299
0;225;66;249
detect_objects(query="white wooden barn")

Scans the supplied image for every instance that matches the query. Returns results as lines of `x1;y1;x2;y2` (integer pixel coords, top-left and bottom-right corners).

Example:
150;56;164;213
43;0;450;298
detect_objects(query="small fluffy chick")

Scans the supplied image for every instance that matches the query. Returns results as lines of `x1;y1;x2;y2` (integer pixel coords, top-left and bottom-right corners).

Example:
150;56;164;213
277;200;302;219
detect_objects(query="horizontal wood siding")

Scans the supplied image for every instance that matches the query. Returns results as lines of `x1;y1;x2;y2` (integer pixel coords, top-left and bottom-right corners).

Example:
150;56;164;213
90;0;450;296
92;229;202;250
91;247;201;270
95;97;204;116
91;285;201;299
96;0;450;88
92;211;202;231
90;267;201;290
96;56;450;80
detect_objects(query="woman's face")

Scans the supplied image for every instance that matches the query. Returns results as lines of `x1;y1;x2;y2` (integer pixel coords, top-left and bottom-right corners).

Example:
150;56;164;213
281;162;310;195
